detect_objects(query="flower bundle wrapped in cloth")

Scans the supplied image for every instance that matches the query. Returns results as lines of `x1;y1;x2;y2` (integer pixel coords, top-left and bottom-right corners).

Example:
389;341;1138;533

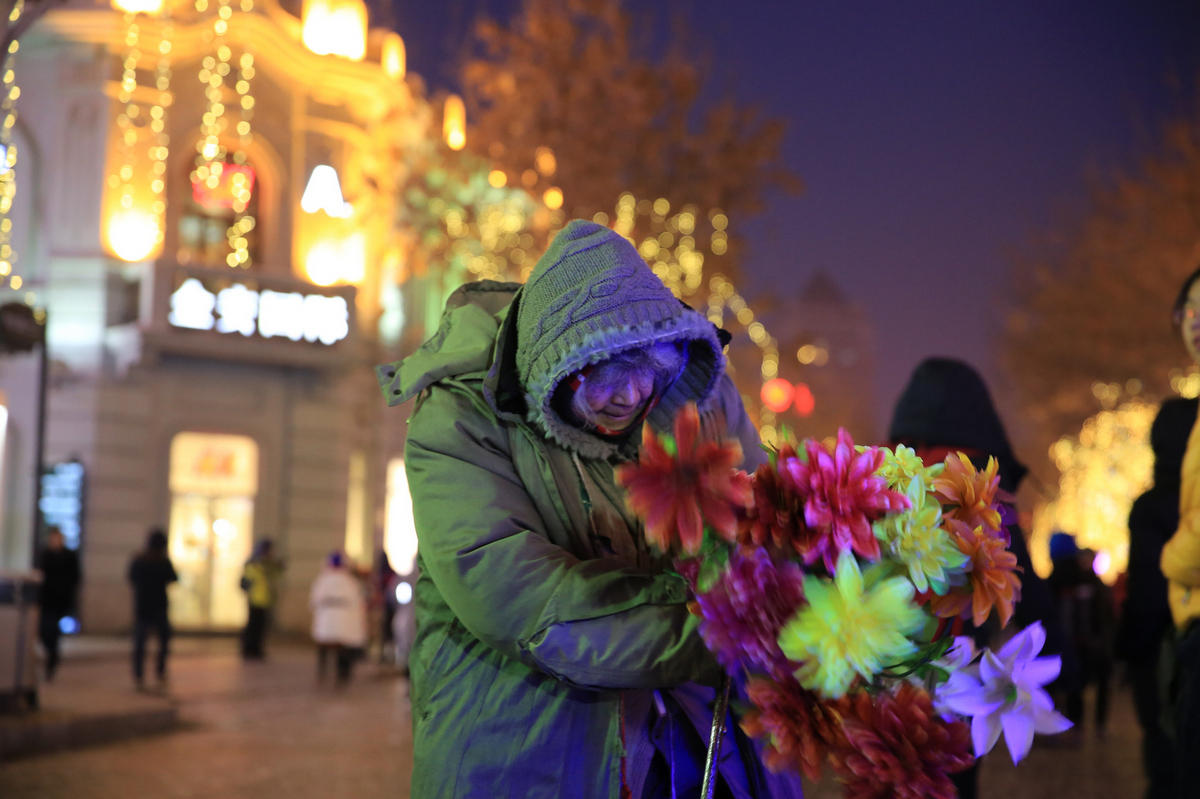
616;404;1071;799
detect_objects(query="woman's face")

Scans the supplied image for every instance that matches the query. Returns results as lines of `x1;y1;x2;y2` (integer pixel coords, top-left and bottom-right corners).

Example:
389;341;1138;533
1182;279;1200;364
571;358;658;432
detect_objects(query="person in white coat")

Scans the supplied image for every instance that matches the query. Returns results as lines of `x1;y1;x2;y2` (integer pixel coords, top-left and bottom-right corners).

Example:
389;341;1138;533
309;552;367;685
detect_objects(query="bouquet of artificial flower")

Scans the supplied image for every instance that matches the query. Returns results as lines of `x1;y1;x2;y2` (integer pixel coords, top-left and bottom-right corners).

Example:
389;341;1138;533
616;404;1071;799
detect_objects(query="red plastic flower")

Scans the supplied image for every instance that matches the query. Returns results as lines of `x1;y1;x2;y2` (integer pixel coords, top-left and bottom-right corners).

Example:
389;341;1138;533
737;444;812;555
784;429;911;571
929;519;1022;627
616;403;752;555
740;675;845;782
934;453;1002;533
826;682;974;799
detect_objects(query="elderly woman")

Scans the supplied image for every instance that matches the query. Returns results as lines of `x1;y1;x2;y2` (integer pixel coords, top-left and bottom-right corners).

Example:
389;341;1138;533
378;220;798;798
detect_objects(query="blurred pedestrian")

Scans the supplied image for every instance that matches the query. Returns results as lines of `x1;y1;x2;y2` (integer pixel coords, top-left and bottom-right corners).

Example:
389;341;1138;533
1118;397;1194;799
1161;266;1200;796
128;527;177;690
35;526;79;681
1048;533;1116;739
240;539;283;660
369;549;397;663
310;551;367;686
888;356;1068;799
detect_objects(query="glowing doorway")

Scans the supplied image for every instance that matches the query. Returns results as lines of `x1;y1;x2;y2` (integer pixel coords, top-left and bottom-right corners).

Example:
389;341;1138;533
167;432;258;629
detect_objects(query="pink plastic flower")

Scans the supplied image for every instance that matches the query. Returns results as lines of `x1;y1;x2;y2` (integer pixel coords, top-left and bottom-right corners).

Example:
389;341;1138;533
784;429;911;571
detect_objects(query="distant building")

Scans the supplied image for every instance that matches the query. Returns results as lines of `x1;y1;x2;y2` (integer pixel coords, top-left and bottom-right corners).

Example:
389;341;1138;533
736;270;878;442
0;0;437;633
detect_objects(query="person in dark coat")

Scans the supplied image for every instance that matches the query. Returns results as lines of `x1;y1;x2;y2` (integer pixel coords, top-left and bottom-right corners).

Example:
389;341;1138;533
1048;533;1116;739
1117;397;1195;798
36;526;79;681
888;356;1068;799
128;527;177;689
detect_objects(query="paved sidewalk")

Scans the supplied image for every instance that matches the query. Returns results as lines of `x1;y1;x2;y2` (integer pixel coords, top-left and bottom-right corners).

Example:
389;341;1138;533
0;638;414;798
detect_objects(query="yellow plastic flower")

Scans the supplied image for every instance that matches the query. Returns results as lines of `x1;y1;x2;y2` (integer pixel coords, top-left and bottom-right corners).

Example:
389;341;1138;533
877;444;943;497
877;495;970;595
779;550;925;699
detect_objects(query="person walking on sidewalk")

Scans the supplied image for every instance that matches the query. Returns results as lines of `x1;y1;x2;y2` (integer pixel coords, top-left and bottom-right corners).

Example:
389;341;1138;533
128;527;177;690
36;526;80;681
240;539;283;660
310;552;367;686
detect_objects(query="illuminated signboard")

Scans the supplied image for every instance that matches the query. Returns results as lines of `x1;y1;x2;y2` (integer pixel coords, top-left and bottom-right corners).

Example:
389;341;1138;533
39;460;85;550
168;277;349;345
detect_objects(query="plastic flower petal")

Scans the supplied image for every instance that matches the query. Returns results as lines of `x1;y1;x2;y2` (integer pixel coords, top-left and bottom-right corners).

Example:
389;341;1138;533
778;550;924;698
828;682;974;799
934;622;1072;764
616;403;752;555
928;519;1021;627
740;675;844;781
876;443;944;497
784;429;911;571
737;444;812;556
696;547;807;680
934;453;1002;533
876;496;969;595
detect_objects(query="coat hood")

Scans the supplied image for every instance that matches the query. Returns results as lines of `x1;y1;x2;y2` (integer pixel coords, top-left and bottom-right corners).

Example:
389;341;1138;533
888;357;1027;493
377;221;725;461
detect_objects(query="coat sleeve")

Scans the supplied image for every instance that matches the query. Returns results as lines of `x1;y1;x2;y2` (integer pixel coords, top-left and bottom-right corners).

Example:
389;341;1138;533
702;373;766;472
405;385;722;691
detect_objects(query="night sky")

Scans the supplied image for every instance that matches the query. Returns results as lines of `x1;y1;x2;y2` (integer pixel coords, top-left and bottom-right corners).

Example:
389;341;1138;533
387;0;1200;431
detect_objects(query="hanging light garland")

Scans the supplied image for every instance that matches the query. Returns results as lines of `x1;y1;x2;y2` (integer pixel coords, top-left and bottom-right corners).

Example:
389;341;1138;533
147;14;172;236
224;0;255;270
0;0;20;292
190;0;256;268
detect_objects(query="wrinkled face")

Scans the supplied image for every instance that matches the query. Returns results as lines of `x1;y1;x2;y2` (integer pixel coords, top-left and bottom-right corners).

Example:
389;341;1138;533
1182;279;1200;364
570;358;658;432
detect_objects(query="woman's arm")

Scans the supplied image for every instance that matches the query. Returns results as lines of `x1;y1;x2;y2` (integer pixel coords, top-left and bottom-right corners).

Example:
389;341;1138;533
406;385;720;691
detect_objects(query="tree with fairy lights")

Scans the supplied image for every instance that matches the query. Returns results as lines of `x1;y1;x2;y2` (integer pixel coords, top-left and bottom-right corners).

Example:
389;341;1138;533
1003;93;1200;486
459;0;799;266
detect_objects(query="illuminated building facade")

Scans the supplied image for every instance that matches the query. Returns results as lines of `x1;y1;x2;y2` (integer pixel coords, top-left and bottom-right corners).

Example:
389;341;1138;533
0;0;430;633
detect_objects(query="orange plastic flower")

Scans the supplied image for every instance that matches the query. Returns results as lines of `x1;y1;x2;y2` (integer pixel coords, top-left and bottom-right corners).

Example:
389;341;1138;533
740;675;845;781
933;453;1002;533
827;682;974;799
616;403;752;555
929;519;1022;627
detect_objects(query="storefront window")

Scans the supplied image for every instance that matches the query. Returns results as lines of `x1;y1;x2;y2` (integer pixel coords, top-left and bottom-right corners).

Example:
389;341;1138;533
167;432;258;629
178;157;260;269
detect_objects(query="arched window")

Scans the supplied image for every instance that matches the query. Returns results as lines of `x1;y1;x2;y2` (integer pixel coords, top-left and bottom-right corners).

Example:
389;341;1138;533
177;155;261;269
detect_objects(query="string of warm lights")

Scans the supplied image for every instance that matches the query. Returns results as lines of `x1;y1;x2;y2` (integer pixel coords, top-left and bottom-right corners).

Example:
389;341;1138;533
147;16;172;238
112;11;142;227
1031;397;1156;584
225;3;255;269
0;0;20;292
